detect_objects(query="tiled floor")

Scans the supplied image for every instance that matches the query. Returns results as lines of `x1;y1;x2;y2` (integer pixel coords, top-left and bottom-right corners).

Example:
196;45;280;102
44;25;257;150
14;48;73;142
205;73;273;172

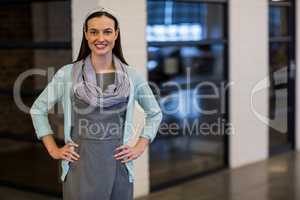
1;151;300;200
149;135;224;187
138;151;300;200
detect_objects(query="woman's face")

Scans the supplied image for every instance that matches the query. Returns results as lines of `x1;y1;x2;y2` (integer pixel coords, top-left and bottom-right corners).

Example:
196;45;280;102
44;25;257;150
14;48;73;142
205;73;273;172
84;16;119;57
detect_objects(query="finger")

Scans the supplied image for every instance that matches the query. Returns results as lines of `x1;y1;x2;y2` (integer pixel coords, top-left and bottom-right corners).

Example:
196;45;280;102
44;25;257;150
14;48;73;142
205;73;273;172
115;149;131;156
115;154;128;160
64;149;73;154
65;149;80;159
63;151;74;159
115;145;129;151
114;149;131;158
69;153;79;161
64;149;75;158
65;148;78;155
116;152;133;160
62;154;74;162
121;156;133;163
123;154;138;163
65;144;73;151
71;151;80;158
67;142;79;148
65;152;79;161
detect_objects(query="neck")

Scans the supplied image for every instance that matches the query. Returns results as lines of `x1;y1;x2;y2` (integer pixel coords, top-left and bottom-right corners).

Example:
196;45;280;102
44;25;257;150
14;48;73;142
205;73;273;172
90;52;115;73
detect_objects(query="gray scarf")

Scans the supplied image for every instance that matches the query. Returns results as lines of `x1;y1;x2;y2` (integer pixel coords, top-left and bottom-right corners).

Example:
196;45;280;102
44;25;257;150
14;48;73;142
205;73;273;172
72;54;130;108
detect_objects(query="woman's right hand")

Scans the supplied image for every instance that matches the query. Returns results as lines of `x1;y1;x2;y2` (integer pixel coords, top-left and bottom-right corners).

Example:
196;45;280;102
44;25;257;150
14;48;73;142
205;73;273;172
49;142;80;162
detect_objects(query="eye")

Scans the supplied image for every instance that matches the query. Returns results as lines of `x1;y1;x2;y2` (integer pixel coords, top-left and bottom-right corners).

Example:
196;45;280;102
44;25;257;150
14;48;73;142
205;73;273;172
89;30;98;35
104;30;112;35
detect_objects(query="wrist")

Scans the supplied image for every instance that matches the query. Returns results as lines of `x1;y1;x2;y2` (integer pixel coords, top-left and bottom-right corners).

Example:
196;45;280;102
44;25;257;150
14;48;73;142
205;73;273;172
134;143;146;151
48;146;59;156
134;139;149;152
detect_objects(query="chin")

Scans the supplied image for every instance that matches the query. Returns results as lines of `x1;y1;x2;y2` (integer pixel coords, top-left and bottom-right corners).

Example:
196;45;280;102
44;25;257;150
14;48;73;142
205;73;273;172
93;50;111;57
92;48;113;57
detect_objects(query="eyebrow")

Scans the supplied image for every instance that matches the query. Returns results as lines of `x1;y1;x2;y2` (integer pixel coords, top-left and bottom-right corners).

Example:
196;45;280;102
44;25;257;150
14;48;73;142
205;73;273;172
88;28;113;31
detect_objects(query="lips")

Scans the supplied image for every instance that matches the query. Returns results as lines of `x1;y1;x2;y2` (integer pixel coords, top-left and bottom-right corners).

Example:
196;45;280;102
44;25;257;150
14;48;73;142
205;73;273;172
95;44;107;49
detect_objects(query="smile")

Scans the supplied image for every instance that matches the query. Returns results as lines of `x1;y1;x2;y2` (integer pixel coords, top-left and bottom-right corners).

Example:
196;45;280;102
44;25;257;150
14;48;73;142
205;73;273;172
95;44;108;49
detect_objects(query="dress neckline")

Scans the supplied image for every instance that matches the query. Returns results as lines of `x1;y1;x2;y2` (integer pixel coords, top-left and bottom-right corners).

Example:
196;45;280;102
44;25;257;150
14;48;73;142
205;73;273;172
95;72;115;75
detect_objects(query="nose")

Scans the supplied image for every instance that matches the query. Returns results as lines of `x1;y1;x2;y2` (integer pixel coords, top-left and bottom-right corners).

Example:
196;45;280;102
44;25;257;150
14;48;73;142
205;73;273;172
97;33;105;41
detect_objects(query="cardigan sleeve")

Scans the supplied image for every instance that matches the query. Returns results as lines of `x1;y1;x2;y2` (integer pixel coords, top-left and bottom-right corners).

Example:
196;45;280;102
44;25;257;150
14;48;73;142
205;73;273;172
134;72;163;143
30;67;65;140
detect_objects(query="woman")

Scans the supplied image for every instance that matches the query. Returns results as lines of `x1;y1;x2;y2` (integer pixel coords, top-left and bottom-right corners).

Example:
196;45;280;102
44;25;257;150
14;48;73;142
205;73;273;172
30;8;162;200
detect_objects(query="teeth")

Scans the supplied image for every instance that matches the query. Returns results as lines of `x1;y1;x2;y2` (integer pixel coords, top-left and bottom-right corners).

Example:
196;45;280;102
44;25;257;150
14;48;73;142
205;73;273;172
95;44;106;48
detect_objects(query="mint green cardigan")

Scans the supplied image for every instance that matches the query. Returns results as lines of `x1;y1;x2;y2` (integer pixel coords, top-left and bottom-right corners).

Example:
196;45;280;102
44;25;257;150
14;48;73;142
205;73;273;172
30;63;163;183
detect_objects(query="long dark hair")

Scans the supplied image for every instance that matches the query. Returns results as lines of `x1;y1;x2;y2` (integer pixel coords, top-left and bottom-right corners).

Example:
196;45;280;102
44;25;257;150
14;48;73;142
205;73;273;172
74;10;128;65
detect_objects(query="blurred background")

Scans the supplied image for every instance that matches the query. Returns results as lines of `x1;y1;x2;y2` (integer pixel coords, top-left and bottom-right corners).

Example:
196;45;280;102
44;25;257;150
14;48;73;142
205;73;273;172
0;0;299;199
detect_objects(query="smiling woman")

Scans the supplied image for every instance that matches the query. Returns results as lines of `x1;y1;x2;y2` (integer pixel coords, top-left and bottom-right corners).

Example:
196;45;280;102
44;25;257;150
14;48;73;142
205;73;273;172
74;9;128;69
84;17;119;59
30;7;162;200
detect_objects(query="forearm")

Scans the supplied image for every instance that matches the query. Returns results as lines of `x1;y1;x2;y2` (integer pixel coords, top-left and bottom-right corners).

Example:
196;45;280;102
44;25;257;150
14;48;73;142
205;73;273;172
136;79;163;143
134;137;149;151
41;134;59;155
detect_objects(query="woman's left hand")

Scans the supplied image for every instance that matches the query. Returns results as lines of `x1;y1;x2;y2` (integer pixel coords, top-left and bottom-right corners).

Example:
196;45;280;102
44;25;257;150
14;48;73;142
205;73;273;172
114;144;145;163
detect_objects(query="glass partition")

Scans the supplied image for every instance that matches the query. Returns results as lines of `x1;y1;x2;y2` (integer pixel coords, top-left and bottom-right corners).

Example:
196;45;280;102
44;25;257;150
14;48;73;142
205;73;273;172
268;0;295;154
0;0;71;194
147;0;228;190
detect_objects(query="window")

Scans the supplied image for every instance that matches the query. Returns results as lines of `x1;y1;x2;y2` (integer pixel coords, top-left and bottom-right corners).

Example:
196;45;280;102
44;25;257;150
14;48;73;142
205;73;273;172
0;0;71;195
147;0;228;190
268;0;295;153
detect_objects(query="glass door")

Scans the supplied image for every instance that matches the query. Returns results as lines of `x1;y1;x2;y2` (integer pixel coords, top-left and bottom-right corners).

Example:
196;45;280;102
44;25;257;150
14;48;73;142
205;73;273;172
0;0;72;195
268;0;295;154
146;0;229;190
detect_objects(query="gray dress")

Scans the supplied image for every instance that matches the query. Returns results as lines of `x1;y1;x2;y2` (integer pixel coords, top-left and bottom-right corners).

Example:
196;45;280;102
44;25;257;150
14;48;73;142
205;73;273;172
63;72;133;200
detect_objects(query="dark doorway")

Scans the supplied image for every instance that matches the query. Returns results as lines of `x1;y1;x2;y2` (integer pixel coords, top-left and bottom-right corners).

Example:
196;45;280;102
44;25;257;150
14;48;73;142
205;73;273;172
0;0;72;196
268;0;295;155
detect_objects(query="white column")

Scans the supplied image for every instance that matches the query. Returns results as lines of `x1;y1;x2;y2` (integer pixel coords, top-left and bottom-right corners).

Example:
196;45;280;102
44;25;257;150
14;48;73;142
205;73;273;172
72;0;149;198
229;0;269;168
72;0;99;59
